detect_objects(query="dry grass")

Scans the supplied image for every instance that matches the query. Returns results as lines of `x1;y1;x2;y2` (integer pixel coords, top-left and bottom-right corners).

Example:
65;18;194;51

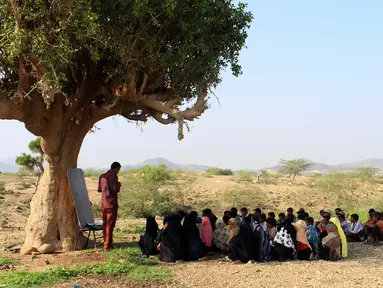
1;173;383;287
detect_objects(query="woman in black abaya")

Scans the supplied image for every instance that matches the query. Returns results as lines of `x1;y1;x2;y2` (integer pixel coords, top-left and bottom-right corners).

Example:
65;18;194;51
228;219;255;263
183;211;206;261
138;216;160;257
158;217;184;263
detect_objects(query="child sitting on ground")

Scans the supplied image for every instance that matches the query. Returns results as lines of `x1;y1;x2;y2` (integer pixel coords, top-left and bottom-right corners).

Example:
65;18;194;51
338;213;349;234
346;214;365;242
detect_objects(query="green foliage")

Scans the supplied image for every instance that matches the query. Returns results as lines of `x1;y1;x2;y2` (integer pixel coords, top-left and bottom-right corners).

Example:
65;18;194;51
84;168;102;178
205;168;234;176
259;170;279;185
0;256;19;266
356;167;379;180
15;138;44;174
279;159;313;182
236;170;253;183
0;245;171;288
119;169;195;218
139;165;171;185
0;1;252;106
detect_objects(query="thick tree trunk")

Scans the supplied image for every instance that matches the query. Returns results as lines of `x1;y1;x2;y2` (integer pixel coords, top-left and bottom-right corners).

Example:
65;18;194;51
21;127;89;255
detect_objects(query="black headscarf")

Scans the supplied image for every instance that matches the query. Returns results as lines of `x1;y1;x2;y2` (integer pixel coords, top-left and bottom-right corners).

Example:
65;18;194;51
183;212;200;239
145;216;158;238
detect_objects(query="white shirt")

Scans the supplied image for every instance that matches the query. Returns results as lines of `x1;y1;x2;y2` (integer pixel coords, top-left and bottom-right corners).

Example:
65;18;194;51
349;221;363;234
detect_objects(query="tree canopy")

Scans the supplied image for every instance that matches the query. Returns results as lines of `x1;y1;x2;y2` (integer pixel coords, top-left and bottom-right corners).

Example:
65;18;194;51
0;0;252;139
15;137;44;174
279;159;313;182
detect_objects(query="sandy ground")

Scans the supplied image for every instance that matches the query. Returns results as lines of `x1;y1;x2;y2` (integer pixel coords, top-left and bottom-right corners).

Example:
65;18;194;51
2;175;383;287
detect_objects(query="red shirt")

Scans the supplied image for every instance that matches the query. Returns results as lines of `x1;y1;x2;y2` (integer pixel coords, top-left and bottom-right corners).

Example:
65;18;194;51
100;170;120;209
377;221;383;232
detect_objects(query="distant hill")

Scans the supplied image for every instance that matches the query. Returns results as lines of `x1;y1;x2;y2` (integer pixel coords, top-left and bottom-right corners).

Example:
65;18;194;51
0;162;18;173
264;158;383;174
122;157;213;173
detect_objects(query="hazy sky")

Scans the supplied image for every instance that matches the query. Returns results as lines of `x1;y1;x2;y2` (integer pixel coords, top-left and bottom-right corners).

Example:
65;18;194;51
1;0;383;170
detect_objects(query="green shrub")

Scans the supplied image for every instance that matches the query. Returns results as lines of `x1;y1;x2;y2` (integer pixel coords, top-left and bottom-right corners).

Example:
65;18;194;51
119;171;196;218
236;171;253;183
139;165;171;184
83;168;102;178
0;245;171;288
205;168;233;176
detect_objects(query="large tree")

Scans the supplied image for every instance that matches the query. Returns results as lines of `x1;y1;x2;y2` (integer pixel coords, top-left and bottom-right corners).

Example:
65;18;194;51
0;1;252;254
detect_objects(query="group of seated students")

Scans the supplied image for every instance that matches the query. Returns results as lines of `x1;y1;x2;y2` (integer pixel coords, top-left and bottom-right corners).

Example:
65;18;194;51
138;206;382;263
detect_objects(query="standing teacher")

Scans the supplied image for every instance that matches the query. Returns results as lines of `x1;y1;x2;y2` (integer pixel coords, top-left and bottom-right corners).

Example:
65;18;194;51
98;162;122;250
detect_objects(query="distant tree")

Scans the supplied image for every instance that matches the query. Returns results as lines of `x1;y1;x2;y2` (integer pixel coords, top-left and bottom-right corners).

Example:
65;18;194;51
206;168;234;176
356;167;379;179
279;159;313;182
15;138;44;174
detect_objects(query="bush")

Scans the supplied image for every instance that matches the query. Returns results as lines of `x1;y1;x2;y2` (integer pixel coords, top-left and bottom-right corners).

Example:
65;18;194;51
205;168;233;176
236;171;253;183
83;168;102;178
119;171;195;218
92;203;102;219
138;165;171;184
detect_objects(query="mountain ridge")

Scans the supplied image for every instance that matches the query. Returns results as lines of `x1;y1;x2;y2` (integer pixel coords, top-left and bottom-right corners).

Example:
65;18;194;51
2;157;383;174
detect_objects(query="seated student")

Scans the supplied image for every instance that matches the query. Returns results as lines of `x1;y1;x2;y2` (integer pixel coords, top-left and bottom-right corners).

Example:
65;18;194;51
295;214;312;260
266;218;277;241
287;208;297;222
158;217;184;263
201;209;213;250
163;210;186;225
183;211;206;261
272;218;296;262
259;213;267;231
346;214;365;242
240;207;248;223
213;215;230;252
268;212;276;220
335;208;342;217
248;214;271;262
139;216;160;258
227;219;255;264
306;217;320;256
230;207;241;222
318;215;341;261
338;213;349;234
277;213;286;231
204;208;218;230
364;213;383;244
254;208;262;217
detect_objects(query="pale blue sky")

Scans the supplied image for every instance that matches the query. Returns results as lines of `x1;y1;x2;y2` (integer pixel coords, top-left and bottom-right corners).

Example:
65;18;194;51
1;0;383;170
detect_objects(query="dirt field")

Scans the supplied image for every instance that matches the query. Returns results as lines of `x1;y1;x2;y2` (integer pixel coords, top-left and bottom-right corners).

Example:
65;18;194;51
1;174;383;287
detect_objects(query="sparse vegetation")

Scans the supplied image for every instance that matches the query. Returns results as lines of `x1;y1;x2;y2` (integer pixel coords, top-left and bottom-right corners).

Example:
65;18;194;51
205;168;234;176
0;245;171;288
279;159;313;182
84;168;103;178
236;171;253;183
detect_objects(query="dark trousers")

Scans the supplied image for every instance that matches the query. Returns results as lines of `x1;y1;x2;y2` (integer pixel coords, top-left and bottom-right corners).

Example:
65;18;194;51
102;206;118;250
367;227;383;241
